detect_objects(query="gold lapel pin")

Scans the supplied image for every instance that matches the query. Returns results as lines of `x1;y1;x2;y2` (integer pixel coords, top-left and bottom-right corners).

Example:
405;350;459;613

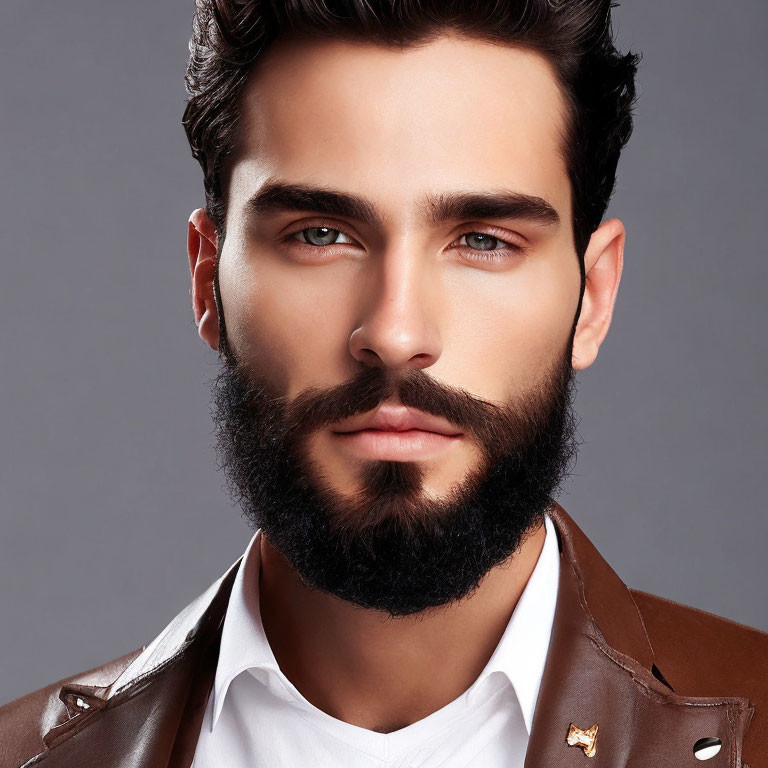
566;722;599;758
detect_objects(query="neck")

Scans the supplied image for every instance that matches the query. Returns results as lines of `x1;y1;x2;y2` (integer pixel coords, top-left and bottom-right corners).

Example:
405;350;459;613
257;518;547;733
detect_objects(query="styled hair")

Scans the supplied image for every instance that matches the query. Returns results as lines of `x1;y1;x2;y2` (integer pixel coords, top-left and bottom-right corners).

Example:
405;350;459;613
182;0;639;264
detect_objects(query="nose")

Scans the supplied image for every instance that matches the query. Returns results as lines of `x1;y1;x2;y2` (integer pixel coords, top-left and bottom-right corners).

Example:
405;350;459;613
349;245;442;371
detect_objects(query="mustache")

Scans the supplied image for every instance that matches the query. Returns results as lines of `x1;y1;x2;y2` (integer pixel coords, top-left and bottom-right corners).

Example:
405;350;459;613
222;341;573;462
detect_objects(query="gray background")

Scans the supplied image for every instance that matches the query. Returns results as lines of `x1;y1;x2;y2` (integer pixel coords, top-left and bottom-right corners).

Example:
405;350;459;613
1;0;766;705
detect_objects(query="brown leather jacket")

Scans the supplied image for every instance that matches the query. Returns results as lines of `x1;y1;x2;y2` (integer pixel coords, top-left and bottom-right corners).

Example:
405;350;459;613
2;504;766;767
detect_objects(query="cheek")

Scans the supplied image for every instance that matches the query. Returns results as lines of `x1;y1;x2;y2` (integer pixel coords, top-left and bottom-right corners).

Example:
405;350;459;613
219;253;355;396
445;256;578;399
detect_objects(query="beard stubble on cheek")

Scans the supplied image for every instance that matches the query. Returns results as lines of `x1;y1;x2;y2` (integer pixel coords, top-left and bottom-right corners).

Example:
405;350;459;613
210;328;579;618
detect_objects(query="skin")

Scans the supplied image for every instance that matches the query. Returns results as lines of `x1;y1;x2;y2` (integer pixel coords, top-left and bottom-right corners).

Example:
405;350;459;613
187;32;624;731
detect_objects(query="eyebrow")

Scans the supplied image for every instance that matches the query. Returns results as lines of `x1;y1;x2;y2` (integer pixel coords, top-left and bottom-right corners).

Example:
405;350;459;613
245;179;560;230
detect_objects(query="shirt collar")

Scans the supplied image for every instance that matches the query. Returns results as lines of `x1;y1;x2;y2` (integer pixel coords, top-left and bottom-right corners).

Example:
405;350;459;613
466;513;560;733
211;514;559;734
211;528;277;730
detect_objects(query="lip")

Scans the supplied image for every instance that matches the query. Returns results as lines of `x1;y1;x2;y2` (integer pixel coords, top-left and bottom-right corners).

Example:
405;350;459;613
331;404;463;436
330;405;463;461
332;429;462;461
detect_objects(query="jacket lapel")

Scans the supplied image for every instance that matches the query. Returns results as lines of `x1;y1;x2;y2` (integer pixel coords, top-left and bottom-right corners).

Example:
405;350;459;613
24;560;239;767
525;505;753;767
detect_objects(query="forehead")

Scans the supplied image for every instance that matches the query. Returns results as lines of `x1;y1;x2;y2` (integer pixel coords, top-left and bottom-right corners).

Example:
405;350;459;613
231;32;571;222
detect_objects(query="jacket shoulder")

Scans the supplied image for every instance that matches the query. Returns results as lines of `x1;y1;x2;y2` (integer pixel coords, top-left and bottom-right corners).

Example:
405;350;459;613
0;647;142;768
631;588;768;699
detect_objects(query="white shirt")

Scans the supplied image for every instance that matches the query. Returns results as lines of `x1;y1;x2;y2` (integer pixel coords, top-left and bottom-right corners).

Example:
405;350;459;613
191;514;559;767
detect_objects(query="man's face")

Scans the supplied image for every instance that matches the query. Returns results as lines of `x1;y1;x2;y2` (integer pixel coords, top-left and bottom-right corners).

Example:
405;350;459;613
197;33;596;615
221;32;580;490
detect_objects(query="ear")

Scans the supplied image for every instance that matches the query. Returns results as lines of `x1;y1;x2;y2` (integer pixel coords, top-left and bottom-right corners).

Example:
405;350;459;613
187;208;220;351
571;217;625;370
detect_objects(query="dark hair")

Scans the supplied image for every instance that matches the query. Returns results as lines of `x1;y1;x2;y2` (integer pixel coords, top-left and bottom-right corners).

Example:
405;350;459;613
183;0;639;266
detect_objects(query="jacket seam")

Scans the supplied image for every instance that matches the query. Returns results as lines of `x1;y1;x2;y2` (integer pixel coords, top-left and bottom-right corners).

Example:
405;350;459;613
590;636;751;711
561;533;655;667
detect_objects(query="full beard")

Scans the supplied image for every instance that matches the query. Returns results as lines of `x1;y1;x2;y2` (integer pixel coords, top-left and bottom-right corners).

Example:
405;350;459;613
211;335;579;618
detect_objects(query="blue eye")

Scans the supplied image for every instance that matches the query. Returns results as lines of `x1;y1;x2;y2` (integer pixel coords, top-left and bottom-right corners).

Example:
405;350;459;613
461;233;509;251
455;232;524;263
293;227;354;246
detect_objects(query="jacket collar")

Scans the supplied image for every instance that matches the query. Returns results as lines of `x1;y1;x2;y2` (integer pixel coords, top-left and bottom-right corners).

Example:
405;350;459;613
49;503;752;768
524;503;752;767
106;555;241;700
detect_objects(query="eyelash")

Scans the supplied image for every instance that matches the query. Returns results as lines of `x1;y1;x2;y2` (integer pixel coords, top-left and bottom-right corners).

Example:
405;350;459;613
284;223;525;263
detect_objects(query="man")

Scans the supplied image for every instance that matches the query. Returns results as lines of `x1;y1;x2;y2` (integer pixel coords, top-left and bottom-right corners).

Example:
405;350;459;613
2;0;767;766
